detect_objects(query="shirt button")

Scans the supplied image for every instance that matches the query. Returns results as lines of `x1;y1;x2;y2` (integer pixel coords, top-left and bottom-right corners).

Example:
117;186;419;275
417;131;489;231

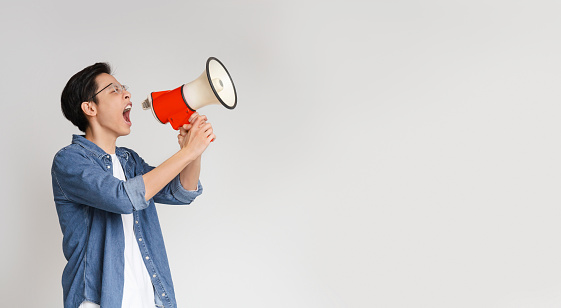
153;274;156;278
138;238;142;241
162;293;165;297
135;221;138;224
107;166;110;168
145;256;149;260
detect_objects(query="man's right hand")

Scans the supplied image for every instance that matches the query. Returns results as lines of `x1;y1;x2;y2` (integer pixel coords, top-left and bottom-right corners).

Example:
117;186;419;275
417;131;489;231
177;112;215;159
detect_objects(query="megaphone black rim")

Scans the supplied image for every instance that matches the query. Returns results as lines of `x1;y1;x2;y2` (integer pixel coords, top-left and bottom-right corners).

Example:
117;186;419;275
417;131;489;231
206;57;237;110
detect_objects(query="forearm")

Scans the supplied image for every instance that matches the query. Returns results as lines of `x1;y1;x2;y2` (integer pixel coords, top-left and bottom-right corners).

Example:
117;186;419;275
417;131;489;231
179;155;201;191
142;148;197;201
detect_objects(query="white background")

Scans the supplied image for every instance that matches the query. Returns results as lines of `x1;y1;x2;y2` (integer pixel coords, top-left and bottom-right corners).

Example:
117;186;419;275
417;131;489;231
1;0;560;307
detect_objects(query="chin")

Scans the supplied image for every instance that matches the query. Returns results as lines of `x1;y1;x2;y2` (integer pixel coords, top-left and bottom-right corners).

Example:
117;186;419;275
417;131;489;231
118;126;131;137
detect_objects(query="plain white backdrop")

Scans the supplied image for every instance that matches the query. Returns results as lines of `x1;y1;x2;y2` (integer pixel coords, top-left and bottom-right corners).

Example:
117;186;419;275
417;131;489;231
1;0;561;307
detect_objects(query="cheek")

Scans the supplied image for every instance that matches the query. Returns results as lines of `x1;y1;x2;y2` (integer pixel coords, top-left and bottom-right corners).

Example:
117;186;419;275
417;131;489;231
97;106;121;123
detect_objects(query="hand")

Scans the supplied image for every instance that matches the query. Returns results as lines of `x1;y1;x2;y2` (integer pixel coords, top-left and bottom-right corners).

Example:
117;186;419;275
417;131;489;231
177;112;201;147
178;112;208;147
177;112;215;158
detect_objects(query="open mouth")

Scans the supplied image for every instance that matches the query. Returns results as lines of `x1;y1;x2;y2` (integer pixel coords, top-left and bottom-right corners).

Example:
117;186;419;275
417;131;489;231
123;105;132;125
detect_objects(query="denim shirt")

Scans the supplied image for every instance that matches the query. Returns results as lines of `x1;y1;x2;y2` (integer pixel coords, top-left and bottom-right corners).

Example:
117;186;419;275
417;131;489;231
51;135;202;308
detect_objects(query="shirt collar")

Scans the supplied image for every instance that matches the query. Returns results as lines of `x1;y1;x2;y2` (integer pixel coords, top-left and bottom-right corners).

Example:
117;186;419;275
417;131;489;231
71;134;130;160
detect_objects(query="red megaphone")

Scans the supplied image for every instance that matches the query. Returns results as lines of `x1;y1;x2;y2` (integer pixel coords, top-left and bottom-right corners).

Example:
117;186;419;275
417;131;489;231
142;57;237;130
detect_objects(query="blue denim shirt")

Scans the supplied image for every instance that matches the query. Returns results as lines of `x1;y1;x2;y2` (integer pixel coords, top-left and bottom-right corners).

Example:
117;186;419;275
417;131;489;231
51;135;202;308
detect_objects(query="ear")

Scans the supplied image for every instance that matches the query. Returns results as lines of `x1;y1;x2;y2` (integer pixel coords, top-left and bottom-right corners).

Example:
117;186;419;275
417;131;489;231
81;101;97;117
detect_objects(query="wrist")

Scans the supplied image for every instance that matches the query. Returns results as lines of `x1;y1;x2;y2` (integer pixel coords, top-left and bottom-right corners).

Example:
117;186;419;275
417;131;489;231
179;147;198;165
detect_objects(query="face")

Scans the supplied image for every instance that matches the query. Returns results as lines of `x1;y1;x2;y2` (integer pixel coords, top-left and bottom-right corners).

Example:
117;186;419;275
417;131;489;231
89;73;133;137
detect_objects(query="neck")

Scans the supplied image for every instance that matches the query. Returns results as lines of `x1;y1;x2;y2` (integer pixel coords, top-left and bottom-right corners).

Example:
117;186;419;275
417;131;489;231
85;127;117;154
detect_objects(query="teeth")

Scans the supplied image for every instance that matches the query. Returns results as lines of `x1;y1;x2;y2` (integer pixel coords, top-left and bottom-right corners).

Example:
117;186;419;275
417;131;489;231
124;105;132;112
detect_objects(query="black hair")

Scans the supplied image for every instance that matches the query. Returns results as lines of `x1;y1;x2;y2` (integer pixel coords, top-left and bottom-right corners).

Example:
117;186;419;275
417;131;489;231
61;62;112;132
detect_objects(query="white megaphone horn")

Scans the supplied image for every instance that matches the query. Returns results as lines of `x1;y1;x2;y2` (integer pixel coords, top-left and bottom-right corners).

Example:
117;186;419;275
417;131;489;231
142;57;237;130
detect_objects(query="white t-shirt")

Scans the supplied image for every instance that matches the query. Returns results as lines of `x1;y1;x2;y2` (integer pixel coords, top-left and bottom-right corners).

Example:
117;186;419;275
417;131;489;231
79;154;155;308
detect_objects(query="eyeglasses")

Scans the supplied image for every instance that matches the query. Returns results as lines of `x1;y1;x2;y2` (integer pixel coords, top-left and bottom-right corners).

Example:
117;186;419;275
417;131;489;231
90;83;129;101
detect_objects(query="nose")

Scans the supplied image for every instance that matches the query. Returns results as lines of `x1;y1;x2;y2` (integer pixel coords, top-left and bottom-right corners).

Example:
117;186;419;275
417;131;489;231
124;89;131;100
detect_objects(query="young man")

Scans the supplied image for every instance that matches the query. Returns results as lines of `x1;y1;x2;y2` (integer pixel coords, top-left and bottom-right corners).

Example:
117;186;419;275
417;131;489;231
52;63;214;308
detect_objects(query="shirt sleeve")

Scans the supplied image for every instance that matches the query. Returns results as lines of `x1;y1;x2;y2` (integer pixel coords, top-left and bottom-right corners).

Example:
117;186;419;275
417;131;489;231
158;175;203;205
131;149;203;205
52;148;149;214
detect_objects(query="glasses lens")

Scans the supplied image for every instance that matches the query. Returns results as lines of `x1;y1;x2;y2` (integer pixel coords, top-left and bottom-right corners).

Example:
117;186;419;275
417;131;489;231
114;84;128;94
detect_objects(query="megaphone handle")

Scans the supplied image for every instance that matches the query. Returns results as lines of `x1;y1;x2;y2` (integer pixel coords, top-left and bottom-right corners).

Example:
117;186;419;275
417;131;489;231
169;110;193;130
170;110;215;142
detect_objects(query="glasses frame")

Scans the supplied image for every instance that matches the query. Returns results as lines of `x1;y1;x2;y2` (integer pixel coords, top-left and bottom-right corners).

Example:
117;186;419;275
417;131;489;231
89;83;129;101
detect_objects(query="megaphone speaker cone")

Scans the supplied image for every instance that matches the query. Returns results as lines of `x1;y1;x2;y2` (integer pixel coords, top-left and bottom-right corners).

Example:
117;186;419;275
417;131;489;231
206;57;237;109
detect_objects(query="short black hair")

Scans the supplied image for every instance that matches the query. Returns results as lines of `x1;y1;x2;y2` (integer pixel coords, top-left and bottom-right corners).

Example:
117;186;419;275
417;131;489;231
61;62;111;132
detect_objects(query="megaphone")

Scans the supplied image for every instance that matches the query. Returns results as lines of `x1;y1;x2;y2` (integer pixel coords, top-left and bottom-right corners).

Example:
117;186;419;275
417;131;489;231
142;57;237;130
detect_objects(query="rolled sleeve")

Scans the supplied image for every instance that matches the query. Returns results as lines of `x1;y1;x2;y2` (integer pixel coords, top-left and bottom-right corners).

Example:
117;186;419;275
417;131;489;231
170;176;203;204
125;147;204;206
123;175;150;211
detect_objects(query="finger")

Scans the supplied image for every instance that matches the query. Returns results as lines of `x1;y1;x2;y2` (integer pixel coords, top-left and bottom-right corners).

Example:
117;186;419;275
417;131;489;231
203;127;213;138
193;115;206;127
188;112;199;123
201;123;213;132
179;125;192;135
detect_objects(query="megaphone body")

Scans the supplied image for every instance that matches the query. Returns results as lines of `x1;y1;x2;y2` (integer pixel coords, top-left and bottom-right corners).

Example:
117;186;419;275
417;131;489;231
142;57;237;130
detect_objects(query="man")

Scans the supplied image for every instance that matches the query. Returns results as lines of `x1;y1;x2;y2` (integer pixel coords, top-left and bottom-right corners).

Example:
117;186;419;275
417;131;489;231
51;62;214;308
